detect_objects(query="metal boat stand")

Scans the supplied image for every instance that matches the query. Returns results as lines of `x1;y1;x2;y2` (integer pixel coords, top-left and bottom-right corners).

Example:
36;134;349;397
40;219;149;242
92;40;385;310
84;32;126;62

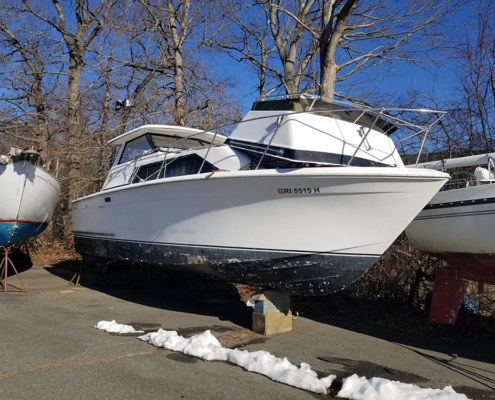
429;260;495;324
0;246;28;292
68;263;87;287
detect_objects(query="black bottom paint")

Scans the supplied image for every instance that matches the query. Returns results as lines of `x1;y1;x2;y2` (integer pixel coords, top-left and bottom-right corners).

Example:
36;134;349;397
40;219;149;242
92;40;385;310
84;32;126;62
74;237;378;296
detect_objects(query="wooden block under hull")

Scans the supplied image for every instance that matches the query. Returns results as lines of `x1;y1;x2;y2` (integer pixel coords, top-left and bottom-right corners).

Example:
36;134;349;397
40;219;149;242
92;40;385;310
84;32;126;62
252;311;292;335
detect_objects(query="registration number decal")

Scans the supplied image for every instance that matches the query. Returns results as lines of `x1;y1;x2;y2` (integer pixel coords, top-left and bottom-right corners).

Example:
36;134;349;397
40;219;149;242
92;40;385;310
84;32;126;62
278;188;320;194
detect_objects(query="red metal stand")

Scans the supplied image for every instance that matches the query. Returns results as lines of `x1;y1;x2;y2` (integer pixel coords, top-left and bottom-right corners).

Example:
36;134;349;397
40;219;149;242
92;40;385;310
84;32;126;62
429;267;466;324
429;253;495;324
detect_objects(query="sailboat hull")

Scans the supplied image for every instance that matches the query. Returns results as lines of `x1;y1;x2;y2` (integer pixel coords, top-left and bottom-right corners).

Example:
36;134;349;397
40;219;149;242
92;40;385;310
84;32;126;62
0;161;60;247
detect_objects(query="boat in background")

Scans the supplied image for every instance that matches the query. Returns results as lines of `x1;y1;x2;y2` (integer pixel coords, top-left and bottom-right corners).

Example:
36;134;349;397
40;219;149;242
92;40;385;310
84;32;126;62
405;153;495;323
72;94;449;295
0;147;60;247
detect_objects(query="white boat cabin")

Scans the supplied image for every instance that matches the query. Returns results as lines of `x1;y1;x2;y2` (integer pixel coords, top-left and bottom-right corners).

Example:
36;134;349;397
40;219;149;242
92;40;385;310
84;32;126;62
103;125;249;190
103;95;405;190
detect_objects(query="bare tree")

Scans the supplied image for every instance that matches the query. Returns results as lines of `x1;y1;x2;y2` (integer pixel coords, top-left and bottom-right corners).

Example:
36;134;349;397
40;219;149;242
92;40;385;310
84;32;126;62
21;0;120;202
211;0;319;96
215;0;464;100
0;2;65;170
137;0;224;126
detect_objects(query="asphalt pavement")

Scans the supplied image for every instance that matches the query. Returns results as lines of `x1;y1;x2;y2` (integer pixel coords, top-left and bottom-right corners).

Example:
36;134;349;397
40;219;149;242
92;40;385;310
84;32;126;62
0;265;494;400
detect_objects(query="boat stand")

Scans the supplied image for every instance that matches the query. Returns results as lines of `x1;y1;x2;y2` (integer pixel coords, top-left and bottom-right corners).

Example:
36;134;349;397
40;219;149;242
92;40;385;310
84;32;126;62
429;259;495;324
68;263;87;287
0;246;28;293
251;290;292;335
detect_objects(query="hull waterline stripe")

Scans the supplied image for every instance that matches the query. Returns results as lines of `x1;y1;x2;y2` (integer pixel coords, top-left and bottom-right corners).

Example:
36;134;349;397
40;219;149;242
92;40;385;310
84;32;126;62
414;209;495;221
423;195;495;210
73;231;115;237
72;234;379;257
0;219;46;225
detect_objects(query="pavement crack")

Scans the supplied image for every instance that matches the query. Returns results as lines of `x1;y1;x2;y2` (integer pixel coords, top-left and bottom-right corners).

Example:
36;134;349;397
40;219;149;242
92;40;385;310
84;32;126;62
0;357;85;381
92;350;163;365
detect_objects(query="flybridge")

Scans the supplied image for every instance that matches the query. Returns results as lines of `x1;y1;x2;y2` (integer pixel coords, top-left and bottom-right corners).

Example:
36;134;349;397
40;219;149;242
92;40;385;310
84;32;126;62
250;95;398;135
226;94;406;168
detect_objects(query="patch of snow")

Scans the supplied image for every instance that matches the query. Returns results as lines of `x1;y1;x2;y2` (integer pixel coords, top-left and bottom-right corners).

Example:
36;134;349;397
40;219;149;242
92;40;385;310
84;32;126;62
94;321;470;399
336;374;470;400
94;320;144;334
138;328;335;394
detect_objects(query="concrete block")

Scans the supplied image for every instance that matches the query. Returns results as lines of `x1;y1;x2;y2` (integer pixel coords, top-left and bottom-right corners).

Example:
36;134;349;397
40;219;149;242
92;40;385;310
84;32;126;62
252;311;292;335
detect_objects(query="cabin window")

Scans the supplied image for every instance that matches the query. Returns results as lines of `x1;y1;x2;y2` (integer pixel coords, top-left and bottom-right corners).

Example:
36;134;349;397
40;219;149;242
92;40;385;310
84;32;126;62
165;154;215;177
119;135;152;164
133;163;162;182
132;154;216;183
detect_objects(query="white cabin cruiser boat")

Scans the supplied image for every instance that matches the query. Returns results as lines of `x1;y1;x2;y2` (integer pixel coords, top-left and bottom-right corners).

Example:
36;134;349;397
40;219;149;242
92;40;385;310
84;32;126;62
0;148;60;247
72;95;449;295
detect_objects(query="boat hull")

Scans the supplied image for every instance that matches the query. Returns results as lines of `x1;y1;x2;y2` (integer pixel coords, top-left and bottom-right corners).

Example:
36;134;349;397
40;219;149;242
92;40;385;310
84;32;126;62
406;184;495;255
75;237;378;294
405;183;495;282
73;167;448;295
0;160;60;247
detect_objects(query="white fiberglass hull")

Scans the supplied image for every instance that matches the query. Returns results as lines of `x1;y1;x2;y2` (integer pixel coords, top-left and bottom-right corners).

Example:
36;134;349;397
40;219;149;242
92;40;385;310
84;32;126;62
0;160;60;247
406;184;495;269
73;167;448;295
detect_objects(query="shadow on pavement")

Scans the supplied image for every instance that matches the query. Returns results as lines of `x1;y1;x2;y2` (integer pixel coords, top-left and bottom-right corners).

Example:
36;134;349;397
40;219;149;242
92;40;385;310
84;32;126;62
44;260;253;329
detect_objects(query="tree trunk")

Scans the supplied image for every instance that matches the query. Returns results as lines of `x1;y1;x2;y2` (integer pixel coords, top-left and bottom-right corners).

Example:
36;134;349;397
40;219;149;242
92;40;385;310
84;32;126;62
319;48;338;99
173;52;187;126
319;0;359;99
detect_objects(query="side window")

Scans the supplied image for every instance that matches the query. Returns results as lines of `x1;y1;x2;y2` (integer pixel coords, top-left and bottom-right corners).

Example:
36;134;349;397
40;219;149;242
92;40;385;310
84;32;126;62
131;154;215;184
164;154;215;178
119;135;152;164
132;163;162;183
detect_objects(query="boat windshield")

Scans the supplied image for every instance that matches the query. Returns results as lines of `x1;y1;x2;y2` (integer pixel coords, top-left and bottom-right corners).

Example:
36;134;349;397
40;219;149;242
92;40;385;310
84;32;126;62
119;135;152;164
118;133;210;165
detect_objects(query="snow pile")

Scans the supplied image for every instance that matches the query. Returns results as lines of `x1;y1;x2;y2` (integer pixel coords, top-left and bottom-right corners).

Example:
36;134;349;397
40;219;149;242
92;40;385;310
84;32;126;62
94;320;144;334
337;374;470;400
94;321;470;399
138;328;335;394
